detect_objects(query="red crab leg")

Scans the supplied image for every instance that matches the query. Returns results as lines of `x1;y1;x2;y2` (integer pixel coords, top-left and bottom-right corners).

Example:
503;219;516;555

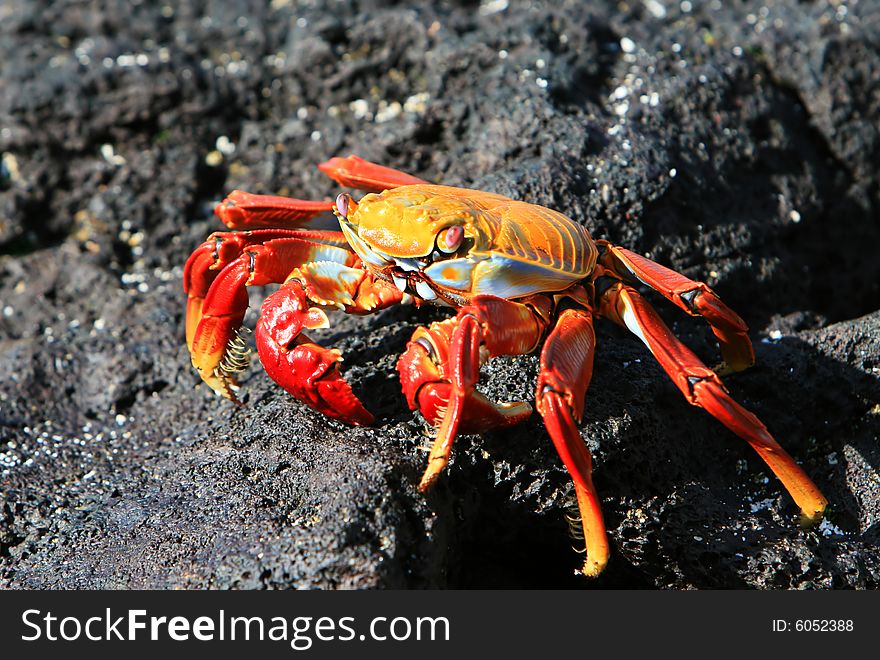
217;155;428;229
397;317;533;436
408;296;548;492
535;307;609;577
183;229;349;349
214;191;336;230
600;282;828;525
599;241;755;374
318;154;429;192
256;263;404;425
189;236;359;400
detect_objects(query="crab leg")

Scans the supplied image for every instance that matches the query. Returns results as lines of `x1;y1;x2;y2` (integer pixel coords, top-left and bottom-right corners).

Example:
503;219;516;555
318;154;429;192
397;317;534;453
183;229;349;349
535;307;609;577
406;296;547;491
214;192;336;230
600;282;828;525
256;263;404;425
214;154;427;230
599;241;755;374
188;235;359;400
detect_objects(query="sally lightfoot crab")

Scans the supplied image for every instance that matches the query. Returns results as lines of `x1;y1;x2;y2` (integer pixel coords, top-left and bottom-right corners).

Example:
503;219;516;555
184;155;827;576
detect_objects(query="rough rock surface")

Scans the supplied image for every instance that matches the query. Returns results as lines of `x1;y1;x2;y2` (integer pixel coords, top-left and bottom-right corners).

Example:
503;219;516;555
1;0;878;588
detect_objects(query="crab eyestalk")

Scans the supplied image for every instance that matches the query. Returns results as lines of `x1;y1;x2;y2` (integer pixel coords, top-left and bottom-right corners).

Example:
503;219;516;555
334;192;355;221
437;225;464;253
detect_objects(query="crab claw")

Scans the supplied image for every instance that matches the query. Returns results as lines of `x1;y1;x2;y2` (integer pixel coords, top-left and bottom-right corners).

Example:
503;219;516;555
256;279;374;426
188;260;251;401
183;241;220;350
258;337;375;426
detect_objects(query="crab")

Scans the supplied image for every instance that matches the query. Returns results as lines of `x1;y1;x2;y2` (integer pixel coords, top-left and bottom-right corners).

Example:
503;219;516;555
184;154;827;576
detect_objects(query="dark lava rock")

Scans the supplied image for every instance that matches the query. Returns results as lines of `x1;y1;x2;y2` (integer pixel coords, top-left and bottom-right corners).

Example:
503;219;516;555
1;0;878;588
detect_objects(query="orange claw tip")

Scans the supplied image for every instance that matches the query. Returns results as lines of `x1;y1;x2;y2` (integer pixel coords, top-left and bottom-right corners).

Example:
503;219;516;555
189;357;241;403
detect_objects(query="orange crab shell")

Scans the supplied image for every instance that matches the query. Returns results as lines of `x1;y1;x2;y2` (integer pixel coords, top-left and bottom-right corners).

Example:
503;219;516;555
342;184;599;300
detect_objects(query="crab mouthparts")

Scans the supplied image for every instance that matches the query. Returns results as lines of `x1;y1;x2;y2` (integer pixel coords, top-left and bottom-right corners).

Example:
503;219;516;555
389;270;436;300
392;273;408;292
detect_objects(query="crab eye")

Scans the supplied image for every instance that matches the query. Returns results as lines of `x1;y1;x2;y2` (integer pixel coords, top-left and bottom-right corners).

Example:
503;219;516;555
437;225;464;253
335;193;352;219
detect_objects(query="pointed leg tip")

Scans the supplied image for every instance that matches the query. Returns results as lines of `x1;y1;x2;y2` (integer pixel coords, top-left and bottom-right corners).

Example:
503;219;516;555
799;500;828;529
712;361;734;377
346;409;375;427
578;555;609;579
712;358;754;376
417;455;448;493
417;473;437;493
497;400;533;421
